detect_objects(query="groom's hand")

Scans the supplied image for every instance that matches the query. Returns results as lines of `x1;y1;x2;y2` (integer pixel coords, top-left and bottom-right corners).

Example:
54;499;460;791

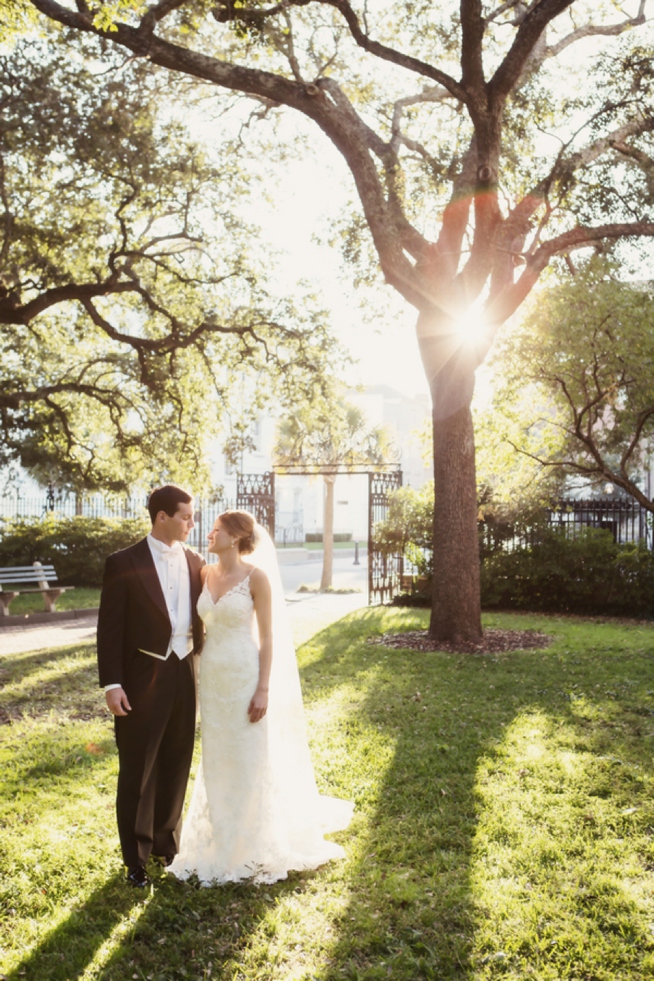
106;687;132;716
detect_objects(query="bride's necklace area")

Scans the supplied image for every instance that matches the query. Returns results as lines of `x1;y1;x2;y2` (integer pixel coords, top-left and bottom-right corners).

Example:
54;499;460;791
206;561;251;602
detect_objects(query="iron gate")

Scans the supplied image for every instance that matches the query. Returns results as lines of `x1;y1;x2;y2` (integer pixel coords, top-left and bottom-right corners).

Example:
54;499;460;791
238;467;403;603
368;469;403;605
236;472;275;538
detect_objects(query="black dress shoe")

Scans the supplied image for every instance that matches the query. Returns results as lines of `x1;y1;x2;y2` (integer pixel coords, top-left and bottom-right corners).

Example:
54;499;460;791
126;866;151;887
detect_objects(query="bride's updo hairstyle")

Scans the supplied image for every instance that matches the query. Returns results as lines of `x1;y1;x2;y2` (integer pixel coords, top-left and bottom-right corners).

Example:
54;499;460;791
219;510;257;554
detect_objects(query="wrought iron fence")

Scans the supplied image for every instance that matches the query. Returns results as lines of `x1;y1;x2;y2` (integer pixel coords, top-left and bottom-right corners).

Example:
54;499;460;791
0;494;147;520
481;498;654;555
0;492;304;557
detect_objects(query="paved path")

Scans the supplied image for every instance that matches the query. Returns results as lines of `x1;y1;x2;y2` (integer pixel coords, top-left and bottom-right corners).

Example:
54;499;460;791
0;554;369;656
0;598;366;656
0;613;98;656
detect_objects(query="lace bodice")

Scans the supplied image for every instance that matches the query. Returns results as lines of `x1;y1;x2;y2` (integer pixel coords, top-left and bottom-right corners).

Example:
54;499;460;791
197;573;253;633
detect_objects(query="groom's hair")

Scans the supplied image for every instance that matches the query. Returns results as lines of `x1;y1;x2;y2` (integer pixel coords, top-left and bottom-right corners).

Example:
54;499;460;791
147;484;193;524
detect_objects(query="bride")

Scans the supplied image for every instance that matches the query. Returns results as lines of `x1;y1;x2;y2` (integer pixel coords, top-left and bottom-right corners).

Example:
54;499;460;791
169;509;353;885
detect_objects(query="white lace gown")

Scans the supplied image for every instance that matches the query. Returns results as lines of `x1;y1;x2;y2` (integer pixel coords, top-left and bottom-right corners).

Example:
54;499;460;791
168;574;353;885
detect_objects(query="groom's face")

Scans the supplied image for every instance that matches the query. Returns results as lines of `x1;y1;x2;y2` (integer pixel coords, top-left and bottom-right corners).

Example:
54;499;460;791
157;499;195;543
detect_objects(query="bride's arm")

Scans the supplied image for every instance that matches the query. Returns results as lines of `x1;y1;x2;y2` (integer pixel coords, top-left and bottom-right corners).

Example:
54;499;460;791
249;567;272;723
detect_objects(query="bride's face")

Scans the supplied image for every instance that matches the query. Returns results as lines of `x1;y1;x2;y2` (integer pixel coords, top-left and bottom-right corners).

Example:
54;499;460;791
207;518;235;555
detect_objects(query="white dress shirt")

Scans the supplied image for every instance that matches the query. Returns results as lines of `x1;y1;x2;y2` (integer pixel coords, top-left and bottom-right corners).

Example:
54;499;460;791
104;535;193;692
145;534;193;659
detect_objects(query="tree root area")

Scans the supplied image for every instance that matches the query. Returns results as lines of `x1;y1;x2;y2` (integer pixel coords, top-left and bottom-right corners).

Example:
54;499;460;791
369;629;552;655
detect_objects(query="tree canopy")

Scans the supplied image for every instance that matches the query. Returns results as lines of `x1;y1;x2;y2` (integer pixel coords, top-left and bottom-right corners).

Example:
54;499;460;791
487;257;654;511
0;39;341;491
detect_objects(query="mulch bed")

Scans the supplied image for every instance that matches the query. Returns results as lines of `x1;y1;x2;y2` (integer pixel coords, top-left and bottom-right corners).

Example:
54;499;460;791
368;628;552;655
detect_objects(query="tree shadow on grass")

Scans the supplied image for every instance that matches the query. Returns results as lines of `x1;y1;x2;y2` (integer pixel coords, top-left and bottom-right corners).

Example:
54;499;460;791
303;611;654;980
6;869;318;981
96;871;316;981
0;645;99;725
5;874;144;981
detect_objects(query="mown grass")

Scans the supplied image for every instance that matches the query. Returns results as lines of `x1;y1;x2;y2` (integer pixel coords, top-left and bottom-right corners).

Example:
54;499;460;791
1;609;654;980
6;588;100;616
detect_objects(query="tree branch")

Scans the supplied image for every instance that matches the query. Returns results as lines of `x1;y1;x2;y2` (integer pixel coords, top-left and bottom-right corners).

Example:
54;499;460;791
489;0;576;105
484;219;654;327
545;2;648;60
460;0;486;96
0;279;136;326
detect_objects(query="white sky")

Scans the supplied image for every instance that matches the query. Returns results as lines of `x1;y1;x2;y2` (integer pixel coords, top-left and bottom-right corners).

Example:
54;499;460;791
254;153;431;401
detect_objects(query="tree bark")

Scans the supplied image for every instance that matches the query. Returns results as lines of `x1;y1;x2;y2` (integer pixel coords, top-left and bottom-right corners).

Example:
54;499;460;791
418;299;483;643
428;386;482;644
321;474;335;590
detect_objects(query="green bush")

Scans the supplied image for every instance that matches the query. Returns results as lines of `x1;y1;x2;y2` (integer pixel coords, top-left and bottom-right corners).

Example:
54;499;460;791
0;515;150;587
481;526;654;617
374;483;434;577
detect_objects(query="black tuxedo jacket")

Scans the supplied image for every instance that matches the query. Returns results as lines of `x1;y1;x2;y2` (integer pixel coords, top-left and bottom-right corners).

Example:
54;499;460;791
97;537;205;688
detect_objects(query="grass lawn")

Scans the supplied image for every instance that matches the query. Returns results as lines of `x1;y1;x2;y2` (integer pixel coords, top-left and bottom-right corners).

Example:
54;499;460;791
1;608;654;980
6;587;100;616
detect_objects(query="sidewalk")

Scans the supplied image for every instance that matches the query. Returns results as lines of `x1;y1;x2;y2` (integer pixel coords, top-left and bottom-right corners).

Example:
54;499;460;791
0;593;367;657
0;612;98;656
1;552;368;656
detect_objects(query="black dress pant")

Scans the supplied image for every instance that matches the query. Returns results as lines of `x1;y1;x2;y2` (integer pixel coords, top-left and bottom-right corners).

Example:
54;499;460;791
115;649;197;868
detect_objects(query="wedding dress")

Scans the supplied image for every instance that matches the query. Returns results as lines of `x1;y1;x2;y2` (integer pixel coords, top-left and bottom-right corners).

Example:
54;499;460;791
168;527;353;885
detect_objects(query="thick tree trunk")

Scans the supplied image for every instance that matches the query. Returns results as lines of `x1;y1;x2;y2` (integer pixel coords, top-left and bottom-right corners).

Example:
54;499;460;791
429;397;482;642
320;475;335;590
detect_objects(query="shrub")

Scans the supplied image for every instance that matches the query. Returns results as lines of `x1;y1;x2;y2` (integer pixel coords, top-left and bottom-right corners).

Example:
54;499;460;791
481;527;654;617
374;483;434;577
0;515;150;587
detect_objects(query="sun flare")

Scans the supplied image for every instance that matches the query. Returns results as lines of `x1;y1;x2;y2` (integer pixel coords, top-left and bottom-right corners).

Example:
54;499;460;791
453;305;488;345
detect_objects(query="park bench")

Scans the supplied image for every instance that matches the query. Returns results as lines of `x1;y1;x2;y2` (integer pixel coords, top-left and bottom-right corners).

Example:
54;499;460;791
0;563;74;616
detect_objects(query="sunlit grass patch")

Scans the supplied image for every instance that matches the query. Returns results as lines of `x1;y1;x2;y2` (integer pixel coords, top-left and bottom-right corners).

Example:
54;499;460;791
2;609;654;979
470;701;654;978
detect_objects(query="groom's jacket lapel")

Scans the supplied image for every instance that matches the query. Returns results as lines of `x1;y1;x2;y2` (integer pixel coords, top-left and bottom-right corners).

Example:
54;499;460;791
130;537;170;625
186;547;202;611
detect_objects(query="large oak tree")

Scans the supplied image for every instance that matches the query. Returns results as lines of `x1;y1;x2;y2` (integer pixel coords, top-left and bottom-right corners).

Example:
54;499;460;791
20;0;654;639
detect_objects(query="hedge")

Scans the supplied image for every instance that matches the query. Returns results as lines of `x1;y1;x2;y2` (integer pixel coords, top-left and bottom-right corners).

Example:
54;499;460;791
0;515;151;587
395;527;654;618
481;526;654;617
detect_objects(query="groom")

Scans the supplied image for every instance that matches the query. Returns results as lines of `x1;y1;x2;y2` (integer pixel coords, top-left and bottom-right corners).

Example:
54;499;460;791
97;484;205;887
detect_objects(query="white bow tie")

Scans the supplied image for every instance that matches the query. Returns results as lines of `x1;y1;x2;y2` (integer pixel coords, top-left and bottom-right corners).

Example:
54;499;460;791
160;542;182;557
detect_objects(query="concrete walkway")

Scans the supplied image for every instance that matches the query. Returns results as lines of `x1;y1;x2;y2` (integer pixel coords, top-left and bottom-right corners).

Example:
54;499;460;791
0;594;367;656
0;613;98;656
1;553;369;656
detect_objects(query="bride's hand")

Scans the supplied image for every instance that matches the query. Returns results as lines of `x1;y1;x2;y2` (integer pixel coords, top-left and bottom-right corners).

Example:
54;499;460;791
248;687;269;723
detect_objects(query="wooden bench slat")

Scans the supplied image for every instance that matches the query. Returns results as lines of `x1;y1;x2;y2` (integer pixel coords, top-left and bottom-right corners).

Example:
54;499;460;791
0;587;72;592
0;570;59;579
0;565;57;571
0;570;57;577
0;569;56;582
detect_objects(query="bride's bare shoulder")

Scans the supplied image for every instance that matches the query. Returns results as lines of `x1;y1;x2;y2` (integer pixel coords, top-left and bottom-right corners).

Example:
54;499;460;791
200;565;212;584
247;566;269;589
